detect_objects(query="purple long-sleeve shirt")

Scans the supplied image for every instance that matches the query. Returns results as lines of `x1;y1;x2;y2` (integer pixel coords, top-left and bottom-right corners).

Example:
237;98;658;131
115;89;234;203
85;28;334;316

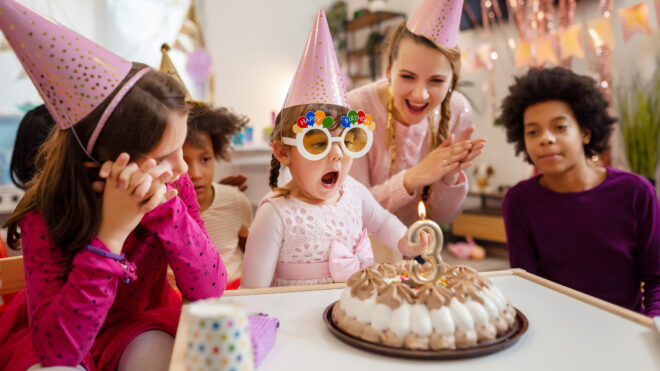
503;168;660;316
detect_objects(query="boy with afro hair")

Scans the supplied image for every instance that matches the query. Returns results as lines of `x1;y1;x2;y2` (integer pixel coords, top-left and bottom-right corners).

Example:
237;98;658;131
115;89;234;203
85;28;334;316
183;102;253;289
499;67;660;316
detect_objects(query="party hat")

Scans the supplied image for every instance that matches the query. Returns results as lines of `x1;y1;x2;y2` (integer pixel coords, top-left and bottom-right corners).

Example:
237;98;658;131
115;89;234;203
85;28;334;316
283;9;348;109
159;43;191;101
406;0;465;48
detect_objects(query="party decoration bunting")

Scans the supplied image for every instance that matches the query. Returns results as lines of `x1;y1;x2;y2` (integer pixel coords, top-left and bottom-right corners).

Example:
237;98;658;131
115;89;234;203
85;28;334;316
618;3;651;43
474;43;494;71
514;39;534;69
587;16;615;51
558;23;584;59
535;33;559;66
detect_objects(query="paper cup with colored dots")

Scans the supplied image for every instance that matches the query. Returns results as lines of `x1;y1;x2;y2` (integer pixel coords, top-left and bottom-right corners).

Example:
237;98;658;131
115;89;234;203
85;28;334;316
185;300;254;371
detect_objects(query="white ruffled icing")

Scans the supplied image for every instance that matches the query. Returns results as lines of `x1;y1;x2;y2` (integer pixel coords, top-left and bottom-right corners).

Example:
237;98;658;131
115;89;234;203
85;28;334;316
448;298;475;331
477;291;499;320
389;303;411;338
370;303;392;331
338;279;513;339
464;299;489;326
410;304;433;336
429;306;456;335
340;289;360;318
488;286;507;311
355;294;376;324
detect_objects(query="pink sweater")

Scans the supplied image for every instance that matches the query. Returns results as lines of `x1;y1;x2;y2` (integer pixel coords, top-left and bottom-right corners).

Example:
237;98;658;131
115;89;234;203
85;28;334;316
347;81;471;226
0;174;226;370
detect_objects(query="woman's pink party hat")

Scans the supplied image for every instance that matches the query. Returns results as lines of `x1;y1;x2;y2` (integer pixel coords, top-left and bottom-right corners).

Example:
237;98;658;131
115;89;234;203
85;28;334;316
0;0;133;129
283;9;348;109
406;0;465;48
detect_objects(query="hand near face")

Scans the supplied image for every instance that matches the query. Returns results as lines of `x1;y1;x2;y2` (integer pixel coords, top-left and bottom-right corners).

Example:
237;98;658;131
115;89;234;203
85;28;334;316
96;153;177;254
439;125;487;185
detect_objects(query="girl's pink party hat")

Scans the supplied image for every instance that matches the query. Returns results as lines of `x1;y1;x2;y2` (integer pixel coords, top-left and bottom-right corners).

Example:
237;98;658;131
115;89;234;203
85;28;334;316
406;0;465;48
0;0;152;156
283;9;348;109
0;0;134;129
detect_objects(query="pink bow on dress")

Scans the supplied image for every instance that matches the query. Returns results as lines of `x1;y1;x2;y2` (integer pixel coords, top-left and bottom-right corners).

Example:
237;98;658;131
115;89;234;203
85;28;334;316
328;228;374;282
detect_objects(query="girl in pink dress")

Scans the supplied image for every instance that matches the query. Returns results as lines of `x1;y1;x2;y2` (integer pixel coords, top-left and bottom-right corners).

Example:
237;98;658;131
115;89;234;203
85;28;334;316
348;0;487;227
241;10;428;288
0;2;226;370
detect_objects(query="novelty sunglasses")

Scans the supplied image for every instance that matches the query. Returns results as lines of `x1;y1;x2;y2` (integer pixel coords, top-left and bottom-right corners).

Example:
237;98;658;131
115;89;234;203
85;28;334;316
282;109;375;161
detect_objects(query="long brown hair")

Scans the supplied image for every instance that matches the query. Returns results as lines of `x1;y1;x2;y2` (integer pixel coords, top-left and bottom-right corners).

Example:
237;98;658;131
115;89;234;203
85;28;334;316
4;62;188;253
383;21;462;147
268;103;349;197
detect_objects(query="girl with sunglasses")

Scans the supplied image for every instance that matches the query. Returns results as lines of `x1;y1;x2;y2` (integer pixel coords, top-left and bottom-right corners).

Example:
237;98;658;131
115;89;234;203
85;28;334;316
241;10;428;288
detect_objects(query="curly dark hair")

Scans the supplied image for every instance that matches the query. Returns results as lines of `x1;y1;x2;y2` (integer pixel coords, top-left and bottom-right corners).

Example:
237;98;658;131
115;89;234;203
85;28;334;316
186;101;249;161
499;67;616;164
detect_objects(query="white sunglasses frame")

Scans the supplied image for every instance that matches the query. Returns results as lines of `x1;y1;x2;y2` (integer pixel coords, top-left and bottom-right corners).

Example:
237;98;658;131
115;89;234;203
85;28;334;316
282;125;374;161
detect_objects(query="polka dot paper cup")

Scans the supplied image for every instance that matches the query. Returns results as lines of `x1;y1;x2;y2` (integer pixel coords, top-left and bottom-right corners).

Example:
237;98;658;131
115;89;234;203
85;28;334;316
185;300;254;371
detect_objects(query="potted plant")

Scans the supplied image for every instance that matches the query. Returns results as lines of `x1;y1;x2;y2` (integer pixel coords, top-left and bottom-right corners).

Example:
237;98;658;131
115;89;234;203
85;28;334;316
617;66;660;184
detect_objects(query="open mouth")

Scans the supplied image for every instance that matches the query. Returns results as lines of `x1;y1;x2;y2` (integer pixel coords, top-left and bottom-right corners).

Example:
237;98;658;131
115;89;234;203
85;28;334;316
405;99;428;114
321;171;339;188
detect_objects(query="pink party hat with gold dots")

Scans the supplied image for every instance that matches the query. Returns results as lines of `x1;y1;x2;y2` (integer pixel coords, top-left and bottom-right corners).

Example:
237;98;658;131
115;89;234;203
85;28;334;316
283;9;348;109
406;0;465;48
0;0;133;129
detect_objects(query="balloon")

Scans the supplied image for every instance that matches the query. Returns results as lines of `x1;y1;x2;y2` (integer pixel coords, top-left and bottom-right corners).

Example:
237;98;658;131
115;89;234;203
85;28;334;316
305;111;316;126
347;110;358;124
297;116;307;128
340;116;351;128
322;116;334;128
315;110;326;126
186;48;213;83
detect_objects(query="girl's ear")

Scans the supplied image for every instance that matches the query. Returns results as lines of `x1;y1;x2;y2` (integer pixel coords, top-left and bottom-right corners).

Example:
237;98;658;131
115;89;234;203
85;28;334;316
272;142;291;166
582;127;591;145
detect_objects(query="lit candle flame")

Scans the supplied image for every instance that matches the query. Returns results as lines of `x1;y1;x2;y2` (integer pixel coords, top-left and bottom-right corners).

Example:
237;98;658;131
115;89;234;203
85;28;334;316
418;201;426;219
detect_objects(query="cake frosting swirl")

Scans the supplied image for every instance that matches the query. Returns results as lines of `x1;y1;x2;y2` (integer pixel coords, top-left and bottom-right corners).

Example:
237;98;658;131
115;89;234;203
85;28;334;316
332;263;516;350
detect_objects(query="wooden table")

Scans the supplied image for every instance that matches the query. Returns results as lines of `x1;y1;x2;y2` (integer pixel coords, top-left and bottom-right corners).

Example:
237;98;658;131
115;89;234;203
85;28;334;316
169;269;659;371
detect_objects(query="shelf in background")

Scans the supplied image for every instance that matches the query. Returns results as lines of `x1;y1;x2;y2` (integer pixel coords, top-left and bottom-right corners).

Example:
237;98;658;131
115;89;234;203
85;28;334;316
345;11;405;31
347;45;383;59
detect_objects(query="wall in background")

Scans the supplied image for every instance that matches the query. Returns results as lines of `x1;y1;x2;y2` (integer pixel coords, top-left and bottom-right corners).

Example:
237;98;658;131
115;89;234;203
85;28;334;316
0;0;657;199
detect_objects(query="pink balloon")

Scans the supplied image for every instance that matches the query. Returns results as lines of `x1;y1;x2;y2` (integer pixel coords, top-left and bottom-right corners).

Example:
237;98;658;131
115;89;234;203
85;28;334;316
186;48;213;83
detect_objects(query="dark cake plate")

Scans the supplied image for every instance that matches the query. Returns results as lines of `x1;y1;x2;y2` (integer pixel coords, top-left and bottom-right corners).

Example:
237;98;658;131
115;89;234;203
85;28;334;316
323;301;528;360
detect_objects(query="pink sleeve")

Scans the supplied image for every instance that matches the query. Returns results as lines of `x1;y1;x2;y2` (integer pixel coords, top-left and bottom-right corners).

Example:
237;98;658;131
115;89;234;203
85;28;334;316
355;178;407;252
140;173;227;300
241;202;283;288
21;212;133;367
350;154;415;213
427;171;469;224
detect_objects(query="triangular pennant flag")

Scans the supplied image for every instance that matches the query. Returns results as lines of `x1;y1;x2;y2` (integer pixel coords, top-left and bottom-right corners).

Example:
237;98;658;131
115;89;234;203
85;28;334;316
618;3;651;43
558;23;585;59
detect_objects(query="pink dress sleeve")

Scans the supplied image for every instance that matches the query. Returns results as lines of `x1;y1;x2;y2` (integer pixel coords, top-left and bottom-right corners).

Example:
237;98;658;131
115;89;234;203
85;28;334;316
140;173;227;300
353;178;407;251
21;212;134;367
241;202;284;288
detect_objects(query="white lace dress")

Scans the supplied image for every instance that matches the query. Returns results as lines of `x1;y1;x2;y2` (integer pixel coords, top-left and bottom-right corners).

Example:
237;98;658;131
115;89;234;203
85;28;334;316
242;176;408;287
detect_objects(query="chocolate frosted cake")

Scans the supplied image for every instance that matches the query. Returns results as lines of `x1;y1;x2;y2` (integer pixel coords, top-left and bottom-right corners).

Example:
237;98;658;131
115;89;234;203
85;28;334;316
331;263;517;350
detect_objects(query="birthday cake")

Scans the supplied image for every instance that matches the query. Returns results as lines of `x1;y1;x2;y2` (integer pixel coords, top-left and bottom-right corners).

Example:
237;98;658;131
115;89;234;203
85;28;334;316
331;262;517;350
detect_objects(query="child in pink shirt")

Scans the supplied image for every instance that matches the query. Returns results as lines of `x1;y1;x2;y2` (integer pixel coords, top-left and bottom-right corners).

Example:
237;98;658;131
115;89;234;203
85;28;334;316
0;3;226;369
242;10;428;288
